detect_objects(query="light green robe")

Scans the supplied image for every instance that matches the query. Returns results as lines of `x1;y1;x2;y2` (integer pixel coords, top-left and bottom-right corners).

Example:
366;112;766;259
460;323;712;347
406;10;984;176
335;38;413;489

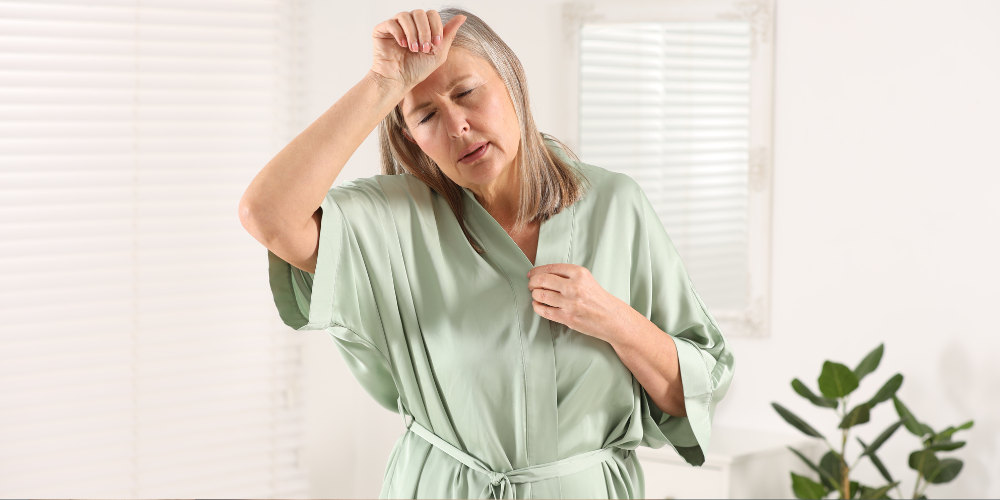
267;145;735;499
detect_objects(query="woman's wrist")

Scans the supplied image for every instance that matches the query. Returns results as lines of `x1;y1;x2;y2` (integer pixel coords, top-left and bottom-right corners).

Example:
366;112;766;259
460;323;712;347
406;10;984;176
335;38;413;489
365;69;411;101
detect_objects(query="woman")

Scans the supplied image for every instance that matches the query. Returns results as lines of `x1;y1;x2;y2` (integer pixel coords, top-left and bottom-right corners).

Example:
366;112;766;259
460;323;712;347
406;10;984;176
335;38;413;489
239;7;735;499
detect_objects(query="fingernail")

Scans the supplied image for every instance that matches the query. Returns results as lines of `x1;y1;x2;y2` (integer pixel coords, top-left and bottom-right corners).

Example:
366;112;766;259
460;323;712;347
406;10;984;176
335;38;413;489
410;41;418;52
433;35;442;45
422;42;430;52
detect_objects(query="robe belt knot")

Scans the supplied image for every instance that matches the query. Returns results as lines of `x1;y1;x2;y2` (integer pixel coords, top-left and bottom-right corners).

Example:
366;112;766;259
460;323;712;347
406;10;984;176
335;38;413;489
484;471;515;499
396;397;626;499
487;470;508;485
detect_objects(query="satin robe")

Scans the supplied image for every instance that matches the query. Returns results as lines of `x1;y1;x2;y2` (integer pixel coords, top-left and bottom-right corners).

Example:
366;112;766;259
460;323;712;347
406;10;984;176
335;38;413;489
267;144;735;498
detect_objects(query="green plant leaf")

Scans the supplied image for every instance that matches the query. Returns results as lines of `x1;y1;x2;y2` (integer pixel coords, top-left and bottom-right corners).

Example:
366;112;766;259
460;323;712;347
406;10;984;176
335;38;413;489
933;420;974;443
927;458;963;484
839;403;872;429
909;449;940;478
856;437;894;483
792;378;839;408
849;480;859;499
864;421;903;455
819;451;844;492
788;446;839;491
819;361;860;399
870;451;894;484
857;485;874;500
927;440;965;452
893;396;933;437
864;374;903;407
773;402;825;439
859;482;899;499
854;343;884;382
791;472;828;499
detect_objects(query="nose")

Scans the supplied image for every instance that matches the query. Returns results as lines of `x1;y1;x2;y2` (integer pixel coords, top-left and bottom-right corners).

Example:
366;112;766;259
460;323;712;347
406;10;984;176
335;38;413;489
441;104;470;139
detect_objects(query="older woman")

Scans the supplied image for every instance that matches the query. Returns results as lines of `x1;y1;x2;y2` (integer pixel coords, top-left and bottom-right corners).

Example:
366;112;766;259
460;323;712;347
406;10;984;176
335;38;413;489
240;7;734;499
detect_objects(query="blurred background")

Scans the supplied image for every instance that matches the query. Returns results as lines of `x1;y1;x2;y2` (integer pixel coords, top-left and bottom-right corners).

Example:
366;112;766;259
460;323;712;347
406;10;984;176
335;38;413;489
1;0;997;498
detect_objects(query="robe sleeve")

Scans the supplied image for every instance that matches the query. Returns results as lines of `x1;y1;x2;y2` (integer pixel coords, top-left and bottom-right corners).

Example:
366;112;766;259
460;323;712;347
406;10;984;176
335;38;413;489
266;176;400;413
628;179;736;467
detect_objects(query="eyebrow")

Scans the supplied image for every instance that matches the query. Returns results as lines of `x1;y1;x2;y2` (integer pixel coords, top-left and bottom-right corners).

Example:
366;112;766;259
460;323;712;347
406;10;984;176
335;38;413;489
405;74;475;118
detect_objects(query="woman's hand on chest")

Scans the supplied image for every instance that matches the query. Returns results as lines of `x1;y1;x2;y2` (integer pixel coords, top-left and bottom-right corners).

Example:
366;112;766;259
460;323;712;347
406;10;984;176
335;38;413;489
526;263;628;343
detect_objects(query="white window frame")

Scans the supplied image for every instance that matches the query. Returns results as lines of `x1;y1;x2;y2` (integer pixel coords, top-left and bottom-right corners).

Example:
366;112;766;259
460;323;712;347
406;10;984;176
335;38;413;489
559;0;776;338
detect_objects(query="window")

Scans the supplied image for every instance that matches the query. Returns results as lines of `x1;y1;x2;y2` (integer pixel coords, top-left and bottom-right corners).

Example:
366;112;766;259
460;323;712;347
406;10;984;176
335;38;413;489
0;0;308;496
562;0;776;337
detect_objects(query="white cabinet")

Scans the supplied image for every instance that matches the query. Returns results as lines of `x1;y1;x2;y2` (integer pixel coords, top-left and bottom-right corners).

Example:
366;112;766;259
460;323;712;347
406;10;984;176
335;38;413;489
636;426;826;499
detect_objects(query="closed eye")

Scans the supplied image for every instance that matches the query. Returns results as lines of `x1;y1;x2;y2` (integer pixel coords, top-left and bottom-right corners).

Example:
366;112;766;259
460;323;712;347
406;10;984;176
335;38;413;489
418;88;475;125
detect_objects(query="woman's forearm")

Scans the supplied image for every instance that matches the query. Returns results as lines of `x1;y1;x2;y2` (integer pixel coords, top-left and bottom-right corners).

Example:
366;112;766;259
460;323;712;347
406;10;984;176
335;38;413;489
605;300;688;417
239;70;407;244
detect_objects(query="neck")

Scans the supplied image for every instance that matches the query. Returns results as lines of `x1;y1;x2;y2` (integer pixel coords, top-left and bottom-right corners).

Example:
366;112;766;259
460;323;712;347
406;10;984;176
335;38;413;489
471;160;520;225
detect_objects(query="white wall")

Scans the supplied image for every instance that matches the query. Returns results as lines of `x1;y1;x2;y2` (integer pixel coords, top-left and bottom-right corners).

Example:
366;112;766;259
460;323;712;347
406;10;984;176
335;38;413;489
724;2;1000;498
294;1;1000;497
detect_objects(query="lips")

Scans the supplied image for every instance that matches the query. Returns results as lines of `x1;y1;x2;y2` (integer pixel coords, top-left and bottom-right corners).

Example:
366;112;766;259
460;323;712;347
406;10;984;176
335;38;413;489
458;141;489;162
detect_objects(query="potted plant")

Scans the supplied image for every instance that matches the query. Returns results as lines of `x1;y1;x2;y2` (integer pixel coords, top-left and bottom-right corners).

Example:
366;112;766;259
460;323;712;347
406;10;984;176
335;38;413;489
772;344;973;499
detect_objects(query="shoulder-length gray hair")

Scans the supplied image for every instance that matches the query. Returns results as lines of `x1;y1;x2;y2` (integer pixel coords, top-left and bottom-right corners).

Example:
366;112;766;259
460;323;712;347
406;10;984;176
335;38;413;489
377;7;590;254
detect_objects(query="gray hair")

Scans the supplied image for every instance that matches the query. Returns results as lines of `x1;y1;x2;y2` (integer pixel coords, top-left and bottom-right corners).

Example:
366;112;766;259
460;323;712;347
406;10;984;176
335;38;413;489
377;7;590;254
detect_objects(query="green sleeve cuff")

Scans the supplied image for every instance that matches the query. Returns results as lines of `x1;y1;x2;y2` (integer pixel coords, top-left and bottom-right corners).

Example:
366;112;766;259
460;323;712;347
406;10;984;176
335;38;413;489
267;195;344;331
640;336;720;466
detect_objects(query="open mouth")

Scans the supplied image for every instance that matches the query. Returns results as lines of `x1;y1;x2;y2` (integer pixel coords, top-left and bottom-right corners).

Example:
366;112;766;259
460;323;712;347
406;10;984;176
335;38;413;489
459;142;489;163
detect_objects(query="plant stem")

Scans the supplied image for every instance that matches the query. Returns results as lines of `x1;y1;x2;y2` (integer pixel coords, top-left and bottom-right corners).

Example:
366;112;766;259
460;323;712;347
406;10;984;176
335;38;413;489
917;472;934;499
841;431;850;498
912;473;923;499
842;458;850;499
840;397;850;499
818;438;846;499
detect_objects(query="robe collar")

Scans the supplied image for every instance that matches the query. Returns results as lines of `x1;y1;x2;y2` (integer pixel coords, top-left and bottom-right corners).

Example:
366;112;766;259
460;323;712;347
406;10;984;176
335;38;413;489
460;186;576;273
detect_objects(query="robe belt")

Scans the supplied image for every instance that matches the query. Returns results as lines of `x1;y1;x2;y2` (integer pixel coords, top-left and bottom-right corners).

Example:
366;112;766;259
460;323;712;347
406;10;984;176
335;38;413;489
396;397;627;499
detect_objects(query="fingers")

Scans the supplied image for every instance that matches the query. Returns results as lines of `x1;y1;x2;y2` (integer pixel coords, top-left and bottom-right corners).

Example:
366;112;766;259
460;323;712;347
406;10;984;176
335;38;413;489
393;10;441;54
393;11;419;52
373;18;405;47
428;10;443;47
412;10;431;53
384;19;407;47
527;272;560;293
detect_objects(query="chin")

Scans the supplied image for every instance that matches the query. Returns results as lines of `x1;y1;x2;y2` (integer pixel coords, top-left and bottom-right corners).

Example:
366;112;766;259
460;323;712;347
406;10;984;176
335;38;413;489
460;157;507;186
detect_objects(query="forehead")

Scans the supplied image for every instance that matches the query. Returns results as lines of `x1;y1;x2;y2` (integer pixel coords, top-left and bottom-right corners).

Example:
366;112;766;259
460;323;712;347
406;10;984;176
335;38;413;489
402;49;495;109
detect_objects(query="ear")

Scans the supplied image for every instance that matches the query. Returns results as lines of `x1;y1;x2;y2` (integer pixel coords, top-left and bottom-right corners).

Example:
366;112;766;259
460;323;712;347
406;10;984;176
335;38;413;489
401;127;416;144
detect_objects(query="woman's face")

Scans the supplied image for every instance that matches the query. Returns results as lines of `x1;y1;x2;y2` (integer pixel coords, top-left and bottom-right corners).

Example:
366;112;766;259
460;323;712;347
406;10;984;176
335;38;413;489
400;48;521;199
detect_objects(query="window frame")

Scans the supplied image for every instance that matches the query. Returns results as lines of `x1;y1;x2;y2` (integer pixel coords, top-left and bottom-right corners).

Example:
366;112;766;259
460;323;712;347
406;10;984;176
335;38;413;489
559;0;776;338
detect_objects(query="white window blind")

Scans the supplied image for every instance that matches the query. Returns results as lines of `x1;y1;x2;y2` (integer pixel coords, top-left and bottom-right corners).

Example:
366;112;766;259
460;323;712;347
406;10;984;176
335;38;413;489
579;22;751;312
0;0;308;497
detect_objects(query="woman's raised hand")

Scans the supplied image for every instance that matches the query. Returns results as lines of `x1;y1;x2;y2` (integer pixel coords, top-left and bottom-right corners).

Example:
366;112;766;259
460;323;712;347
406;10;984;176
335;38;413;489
371;10;466;91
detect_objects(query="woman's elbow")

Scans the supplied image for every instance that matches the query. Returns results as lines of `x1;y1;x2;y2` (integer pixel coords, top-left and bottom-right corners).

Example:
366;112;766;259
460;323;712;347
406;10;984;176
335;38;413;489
238;197;276;247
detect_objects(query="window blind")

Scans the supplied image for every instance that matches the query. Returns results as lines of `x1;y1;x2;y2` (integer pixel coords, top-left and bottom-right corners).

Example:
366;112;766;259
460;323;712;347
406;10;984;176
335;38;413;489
0;0;308;497
579;22;751;311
